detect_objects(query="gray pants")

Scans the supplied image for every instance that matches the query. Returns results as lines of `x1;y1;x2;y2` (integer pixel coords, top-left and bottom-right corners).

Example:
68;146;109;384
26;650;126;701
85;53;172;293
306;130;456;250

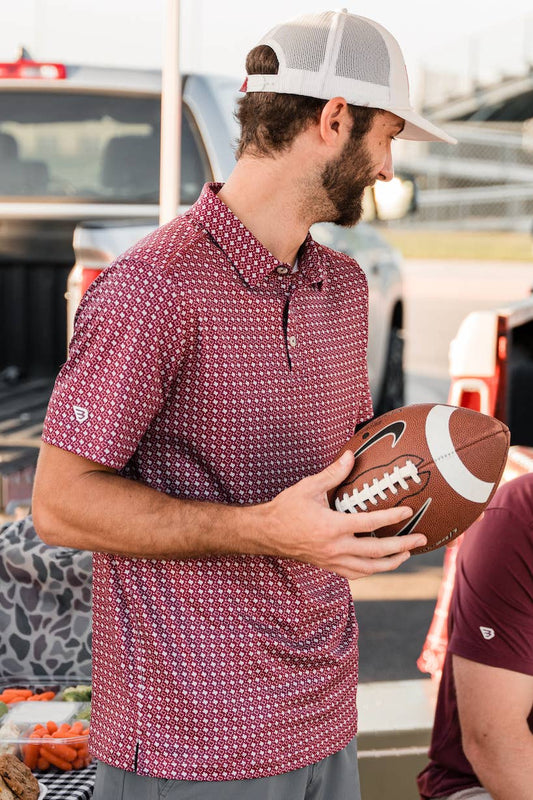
93;738;360;800
439;789;492;800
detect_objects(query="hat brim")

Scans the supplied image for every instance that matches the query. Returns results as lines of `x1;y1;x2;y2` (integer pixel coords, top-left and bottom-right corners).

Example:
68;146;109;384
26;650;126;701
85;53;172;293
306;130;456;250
389;107;457;145
245;72;457;144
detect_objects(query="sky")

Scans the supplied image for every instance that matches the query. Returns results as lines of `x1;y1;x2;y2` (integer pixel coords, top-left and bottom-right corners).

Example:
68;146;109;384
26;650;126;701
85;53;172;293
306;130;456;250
1;0;532;105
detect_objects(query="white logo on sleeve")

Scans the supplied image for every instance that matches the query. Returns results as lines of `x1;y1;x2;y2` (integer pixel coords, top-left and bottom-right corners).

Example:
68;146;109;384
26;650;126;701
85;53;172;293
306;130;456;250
73;405;89;424
480;626;495;640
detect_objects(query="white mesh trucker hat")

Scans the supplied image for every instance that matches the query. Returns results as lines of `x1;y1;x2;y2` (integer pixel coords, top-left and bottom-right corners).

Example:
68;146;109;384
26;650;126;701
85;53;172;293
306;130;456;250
245;9;456;145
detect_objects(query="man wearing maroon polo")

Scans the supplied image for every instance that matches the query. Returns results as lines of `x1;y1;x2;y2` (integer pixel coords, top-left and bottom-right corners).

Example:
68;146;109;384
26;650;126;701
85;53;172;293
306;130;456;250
33;10;454;800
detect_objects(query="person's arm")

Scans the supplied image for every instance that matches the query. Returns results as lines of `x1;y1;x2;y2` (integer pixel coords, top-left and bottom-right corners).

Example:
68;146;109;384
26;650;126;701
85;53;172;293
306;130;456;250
32;441;426;580
453;654;533;800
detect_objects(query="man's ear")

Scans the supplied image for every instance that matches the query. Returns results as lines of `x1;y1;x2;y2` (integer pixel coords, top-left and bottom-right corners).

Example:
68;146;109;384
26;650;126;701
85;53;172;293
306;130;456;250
319;97;351;149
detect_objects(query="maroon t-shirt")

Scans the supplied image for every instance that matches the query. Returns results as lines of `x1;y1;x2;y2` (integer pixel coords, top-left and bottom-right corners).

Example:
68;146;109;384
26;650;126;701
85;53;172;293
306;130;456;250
418;474;533;798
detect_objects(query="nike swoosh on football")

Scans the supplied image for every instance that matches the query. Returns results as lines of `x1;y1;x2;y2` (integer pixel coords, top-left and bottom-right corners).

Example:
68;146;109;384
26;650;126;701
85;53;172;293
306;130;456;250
394;497;432;536
352;420;406;460
337;420;408;491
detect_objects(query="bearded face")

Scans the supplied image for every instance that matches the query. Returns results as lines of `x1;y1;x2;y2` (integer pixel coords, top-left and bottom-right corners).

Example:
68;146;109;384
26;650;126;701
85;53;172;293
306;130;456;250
320;133;377;227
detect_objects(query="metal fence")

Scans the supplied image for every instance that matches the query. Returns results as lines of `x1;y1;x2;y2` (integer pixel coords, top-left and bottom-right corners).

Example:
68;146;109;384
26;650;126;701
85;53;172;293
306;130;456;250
395;122;533;230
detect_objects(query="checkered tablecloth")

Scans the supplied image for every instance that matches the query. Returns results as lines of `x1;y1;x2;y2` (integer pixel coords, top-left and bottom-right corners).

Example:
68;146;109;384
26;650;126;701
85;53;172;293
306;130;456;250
35;761;96;800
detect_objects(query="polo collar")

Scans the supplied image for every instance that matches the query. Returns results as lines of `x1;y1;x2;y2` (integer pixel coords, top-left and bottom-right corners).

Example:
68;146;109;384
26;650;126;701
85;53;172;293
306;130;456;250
190;183;328;288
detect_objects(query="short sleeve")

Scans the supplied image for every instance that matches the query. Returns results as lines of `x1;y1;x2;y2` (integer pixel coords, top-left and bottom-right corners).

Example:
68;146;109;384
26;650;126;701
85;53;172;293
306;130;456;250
449;485;533;676
42;256;190;470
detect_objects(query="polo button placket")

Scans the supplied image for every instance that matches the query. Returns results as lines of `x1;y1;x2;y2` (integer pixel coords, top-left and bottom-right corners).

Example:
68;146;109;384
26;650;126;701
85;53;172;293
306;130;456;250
282;283;303;376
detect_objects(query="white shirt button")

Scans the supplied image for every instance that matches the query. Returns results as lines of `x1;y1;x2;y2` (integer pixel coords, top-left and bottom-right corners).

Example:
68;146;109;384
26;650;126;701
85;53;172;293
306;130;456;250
276;265;289;275
288;335;297;348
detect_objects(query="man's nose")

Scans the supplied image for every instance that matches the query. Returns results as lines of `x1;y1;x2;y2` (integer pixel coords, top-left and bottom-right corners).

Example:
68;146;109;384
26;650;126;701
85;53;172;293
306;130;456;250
377;149;394;182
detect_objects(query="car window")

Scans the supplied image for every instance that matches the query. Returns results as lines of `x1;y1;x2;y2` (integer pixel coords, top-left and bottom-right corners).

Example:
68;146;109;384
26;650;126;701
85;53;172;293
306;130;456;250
312;222;372;254
203;75;241;150
0;91;212;203
312;221;394;259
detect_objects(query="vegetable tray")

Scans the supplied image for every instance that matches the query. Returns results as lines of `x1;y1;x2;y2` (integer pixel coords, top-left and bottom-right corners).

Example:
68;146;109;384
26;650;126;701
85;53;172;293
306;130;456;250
0;677;92;772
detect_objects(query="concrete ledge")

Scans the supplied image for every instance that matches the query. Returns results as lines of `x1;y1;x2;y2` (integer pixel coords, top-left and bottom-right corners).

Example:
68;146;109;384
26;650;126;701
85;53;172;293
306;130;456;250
357;679;438;800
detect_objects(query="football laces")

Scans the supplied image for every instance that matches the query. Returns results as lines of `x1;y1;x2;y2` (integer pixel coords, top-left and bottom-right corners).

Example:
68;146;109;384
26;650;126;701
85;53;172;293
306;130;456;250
335;459;422;513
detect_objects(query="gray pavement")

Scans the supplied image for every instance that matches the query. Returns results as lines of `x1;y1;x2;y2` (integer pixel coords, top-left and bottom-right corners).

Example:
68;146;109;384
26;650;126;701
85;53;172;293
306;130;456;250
354;545;445;683
402;258;533;381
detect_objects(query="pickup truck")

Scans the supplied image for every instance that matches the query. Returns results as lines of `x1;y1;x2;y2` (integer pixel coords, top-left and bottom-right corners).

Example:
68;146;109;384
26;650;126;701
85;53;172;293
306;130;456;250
0;55;407;510
448;294;533;456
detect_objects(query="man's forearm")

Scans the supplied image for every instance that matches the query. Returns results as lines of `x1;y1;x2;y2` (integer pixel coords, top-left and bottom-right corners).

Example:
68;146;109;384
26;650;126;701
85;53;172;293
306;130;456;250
32;442;424;575
33;451;262;559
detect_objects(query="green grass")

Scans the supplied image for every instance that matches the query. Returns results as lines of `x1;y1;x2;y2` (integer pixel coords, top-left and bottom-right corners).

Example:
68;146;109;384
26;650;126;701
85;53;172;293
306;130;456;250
380;229;533;261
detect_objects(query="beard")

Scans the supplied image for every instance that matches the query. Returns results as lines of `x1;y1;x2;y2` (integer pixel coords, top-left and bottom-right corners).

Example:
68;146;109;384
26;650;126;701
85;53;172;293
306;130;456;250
320;135;376;227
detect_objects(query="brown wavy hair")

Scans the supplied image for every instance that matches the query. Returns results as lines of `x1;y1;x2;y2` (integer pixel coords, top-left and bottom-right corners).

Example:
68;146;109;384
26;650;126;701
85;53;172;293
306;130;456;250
236;45;379;159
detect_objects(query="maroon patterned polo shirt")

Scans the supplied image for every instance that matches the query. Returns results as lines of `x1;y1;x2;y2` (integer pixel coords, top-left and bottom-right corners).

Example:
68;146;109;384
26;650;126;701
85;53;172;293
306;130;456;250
42;183;373;780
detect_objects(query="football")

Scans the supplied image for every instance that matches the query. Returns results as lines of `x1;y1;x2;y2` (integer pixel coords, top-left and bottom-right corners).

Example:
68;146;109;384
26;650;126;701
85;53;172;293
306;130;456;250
328;403;510;555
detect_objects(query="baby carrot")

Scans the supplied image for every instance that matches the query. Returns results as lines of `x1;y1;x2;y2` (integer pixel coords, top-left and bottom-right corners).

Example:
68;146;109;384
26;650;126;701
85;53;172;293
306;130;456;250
46;720;58;734
52;724;72;738
28;691;56;701
70;721;85;735
2;691;32;704
32;725;46;736
22;743;39;770
39;747;73;771
37;757;50;770
46;742;78;762
0;689;32;699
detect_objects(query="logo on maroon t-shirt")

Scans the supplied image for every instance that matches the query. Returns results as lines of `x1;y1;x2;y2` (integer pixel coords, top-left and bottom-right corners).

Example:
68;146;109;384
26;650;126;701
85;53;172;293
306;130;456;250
480;626;495;640
73;405;89;423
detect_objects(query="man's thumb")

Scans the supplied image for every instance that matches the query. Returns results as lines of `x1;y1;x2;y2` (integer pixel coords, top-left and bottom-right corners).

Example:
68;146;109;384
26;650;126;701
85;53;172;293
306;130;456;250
315;449;355;495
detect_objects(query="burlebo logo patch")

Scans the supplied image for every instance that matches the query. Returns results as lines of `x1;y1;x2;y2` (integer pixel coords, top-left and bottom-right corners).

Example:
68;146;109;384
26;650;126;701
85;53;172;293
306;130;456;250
73;405;89;423
479;626;495;640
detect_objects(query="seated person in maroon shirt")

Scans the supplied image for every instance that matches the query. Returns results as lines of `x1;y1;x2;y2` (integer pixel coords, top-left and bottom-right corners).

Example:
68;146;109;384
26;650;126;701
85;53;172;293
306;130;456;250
417;473;533;800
